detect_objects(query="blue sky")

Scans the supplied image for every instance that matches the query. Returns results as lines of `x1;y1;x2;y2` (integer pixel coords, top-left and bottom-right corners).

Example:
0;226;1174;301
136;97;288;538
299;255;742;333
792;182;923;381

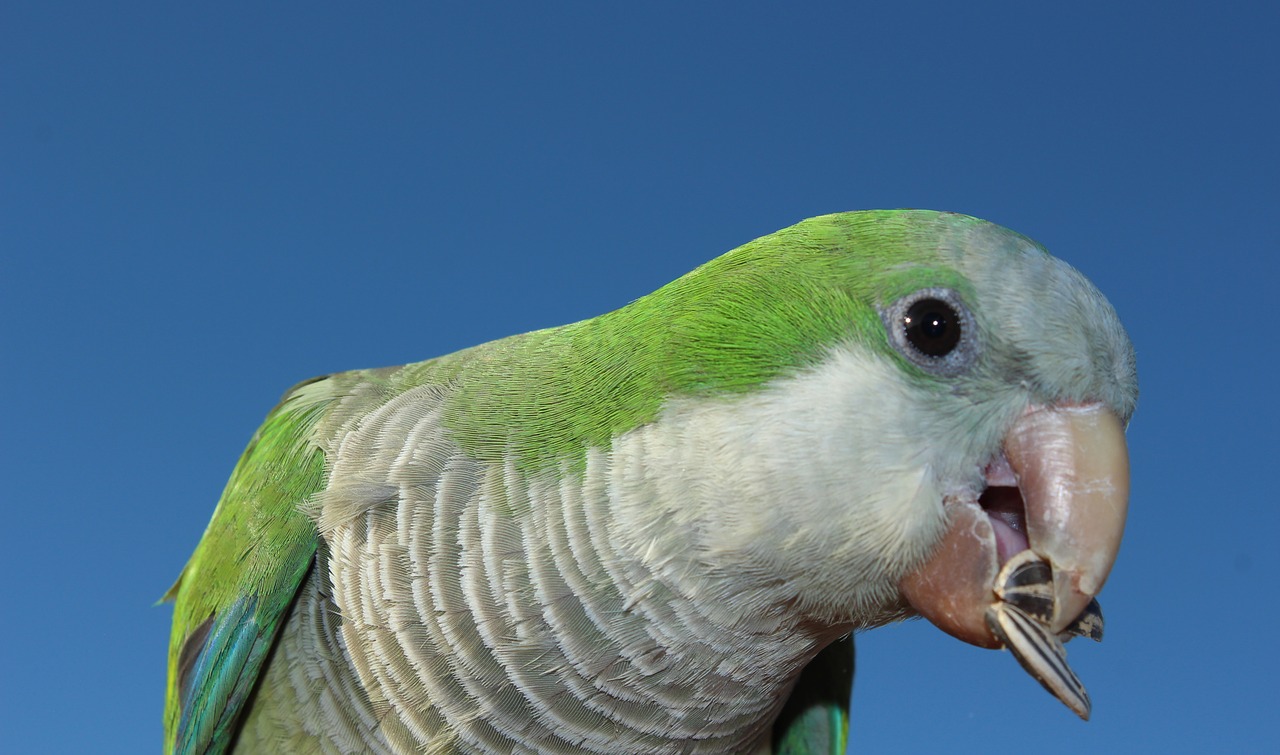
2;3;1275;752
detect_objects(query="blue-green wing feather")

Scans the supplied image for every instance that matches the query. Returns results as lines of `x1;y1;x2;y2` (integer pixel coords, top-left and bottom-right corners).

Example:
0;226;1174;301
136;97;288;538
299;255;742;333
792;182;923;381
175;597;264;753
163;379;334;754
773;636;854;755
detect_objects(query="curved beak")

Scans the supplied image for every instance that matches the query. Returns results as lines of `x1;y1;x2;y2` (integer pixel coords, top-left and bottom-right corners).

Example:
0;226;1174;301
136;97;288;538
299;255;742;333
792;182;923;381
1006;404;1129;633
898;403;1130;715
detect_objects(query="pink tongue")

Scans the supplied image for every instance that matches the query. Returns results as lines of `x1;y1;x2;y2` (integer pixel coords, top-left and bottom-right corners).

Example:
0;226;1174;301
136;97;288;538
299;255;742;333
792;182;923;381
989;512;1029;564
978;481;1029;565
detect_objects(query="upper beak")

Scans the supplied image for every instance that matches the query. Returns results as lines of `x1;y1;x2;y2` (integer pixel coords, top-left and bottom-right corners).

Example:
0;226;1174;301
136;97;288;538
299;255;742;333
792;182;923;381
897;402;1130;712
1005;404;1129;633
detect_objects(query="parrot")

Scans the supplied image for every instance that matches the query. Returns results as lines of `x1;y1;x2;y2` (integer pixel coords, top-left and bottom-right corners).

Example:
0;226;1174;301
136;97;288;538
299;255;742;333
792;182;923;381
164;209;1137;754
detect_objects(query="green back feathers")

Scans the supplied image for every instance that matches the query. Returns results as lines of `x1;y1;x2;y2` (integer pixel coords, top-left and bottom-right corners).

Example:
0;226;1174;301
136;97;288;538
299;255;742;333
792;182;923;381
164;380;335;753
376;210;987;472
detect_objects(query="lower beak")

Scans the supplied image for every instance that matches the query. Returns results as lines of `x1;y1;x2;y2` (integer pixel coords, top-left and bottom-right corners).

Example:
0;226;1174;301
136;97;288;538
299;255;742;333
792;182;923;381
897;403;1130;714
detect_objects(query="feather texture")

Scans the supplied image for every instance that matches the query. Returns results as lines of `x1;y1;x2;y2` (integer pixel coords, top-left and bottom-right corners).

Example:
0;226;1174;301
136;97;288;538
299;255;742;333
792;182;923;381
164;209;1136;754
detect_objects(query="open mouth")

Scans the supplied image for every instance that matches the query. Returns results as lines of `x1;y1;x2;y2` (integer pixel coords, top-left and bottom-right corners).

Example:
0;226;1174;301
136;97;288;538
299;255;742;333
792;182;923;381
899;404;1130;719
978;454;1029;565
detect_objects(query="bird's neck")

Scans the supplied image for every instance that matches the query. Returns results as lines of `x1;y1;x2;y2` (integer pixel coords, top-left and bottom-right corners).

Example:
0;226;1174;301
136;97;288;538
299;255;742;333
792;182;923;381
295;383;838;753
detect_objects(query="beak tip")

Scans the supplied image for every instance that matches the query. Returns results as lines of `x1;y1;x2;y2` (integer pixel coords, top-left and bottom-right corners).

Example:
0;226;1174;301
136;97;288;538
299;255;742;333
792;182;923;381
1051;573;1095;634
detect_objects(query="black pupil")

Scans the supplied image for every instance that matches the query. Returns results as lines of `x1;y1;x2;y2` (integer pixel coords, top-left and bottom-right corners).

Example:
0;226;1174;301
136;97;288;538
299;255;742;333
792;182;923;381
904;298;961;357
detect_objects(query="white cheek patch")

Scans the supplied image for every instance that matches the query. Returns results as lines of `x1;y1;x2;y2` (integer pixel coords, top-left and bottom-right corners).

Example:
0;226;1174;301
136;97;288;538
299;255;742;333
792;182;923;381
605;344;968;621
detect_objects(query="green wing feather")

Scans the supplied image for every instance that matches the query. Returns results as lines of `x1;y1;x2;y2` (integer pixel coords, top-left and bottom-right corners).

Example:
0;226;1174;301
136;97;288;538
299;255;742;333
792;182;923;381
773;636;854;755
162;378;336;754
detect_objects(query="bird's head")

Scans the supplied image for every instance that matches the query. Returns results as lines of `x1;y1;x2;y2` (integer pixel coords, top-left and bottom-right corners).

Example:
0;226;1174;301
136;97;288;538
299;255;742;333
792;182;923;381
628;210;1136;717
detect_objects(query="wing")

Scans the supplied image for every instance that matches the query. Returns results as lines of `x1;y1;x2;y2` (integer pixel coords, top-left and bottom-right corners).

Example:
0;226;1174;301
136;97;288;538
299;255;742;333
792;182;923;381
772;636;853;755
163;378;336;755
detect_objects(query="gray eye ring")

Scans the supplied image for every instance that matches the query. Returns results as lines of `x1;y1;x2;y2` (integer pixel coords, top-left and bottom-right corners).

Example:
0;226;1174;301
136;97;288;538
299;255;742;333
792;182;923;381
881;288;979;376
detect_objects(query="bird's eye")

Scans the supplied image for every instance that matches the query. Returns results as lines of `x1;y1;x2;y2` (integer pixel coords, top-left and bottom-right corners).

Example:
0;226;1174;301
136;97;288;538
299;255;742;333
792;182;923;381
882;288;978;376
903;298;961;357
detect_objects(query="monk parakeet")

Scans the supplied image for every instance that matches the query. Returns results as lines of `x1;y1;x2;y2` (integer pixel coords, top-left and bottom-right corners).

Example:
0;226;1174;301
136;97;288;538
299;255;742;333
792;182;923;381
164;210;1136;754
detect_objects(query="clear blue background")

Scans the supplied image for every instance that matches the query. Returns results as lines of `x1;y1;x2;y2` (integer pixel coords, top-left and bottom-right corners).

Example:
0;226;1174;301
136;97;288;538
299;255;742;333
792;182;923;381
3;3;1275;752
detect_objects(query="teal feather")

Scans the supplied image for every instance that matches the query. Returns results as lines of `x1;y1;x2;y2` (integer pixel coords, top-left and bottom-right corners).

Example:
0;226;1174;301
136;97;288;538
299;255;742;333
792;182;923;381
176;597;259;754
773;637;854;754
164;380;331;754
